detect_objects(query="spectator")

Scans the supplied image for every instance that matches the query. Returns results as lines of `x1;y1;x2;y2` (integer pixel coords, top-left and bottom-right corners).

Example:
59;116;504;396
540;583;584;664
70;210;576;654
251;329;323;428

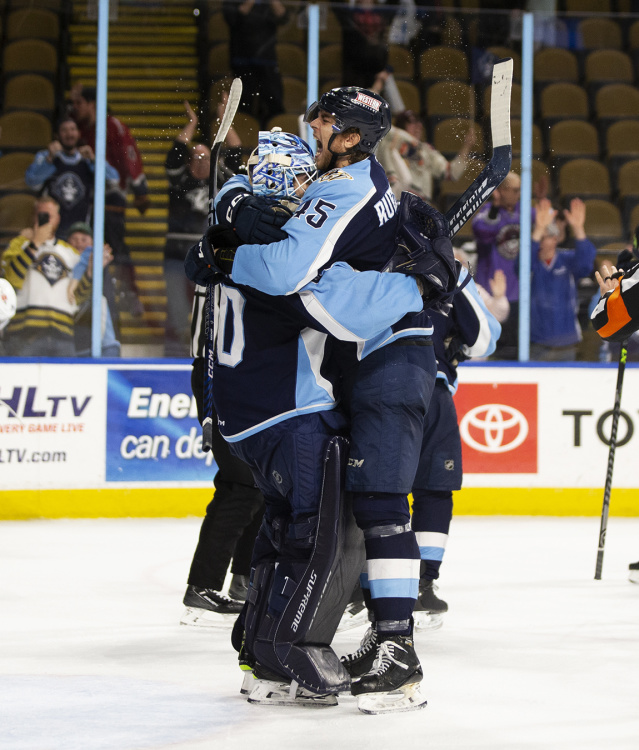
0;198;90;356
70;84;148;317
222;0;288;130
334;0;400;89
455;246;510;324
66;222;121;358
529;198;596;361
376;109;475;202
25;117;119;239
471;170;527;359
164;99;241;357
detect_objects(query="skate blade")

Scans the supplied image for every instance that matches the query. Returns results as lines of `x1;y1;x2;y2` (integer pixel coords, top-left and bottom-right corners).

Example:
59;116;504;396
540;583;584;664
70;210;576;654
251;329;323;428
629;571;639;584
247;679;338;708
357;682;428;715
414;611;444;631
179;606;236;628
336;608;370;633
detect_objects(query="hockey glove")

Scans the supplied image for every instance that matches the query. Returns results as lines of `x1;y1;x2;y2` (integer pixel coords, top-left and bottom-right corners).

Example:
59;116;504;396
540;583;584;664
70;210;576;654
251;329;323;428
386;193;459;309
444;334;471;367
184;225;237;286
219;191;292;245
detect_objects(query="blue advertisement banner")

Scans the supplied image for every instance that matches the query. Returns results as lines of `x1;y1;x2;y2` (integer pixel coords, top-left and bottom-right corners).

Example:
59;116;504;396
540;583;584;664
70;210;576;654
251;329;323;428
106;369;217;482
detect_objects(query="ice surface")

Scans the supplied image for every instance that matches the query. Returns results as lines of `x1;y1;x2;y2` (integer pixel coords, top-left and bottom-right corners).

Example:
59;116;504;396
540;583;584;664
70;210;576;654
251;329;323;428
1;516;638;750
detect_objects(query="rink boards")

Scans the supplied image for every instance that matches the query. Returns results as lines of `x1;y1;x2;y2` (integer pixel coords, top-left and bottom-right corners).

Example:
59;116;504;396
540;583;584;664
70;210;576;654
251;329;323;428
1;360;638;519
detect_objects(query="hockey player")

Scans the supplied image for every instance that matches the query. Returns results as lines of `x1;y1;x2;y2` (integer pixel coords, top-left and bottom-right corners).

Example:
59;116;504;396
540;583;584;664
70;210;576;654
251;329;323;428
412;267;501;628
591;252;639;585
196;89;460;713
186;125;437;709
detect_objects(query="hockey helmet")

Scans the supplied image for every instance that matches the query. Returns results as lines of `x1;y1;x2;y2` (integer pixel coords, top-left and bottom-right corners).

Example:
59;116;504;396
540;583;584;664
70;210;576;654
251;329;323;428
248;128;317;204
0;278;17;332
304;87;391;154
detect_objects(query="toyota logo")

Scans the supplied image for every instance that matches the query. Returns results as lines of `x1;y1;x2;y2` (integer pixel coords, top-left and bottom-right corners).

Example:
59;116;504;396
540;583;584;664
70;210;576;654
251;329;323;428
459;404;529;453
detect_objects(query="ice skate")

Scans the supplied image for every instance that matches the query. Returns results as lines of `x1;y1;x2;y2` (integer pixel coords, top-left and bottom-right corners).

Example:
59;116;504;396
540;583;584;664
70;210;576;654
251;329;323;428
340;625;378;678
228;574;250;601
413;579;448;631
351;633;427;715
180;585;243;628
629;561;639;584
246;662;338;708
337;586;370;632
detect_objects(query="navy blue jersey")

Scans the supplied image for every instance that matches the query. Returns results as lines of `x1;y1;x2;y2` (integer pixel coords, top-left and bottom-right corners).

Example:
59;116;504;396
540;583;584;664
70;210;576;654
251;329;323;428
431;267;502;393
212;280;338;441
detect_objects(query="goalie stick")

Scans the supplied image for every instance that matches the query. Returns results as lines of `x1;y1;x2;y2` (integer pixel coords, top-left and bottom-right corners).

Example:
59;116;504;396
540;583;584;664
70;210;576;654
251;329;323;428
594;340;628;580
445;58;513;238
203;77;243;452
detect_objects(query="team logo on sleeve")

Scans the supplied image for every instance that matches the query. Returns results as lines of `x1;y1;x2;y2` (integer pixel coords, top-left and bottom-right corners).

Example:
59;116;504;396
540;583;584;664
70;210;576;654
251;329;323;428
318;170;353;183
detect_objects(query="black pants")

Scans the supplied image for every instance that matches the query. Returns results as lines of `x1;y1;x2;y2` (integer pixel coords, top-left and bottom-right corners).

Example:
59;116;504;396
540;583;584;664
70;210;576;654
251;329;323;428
187;358;265;590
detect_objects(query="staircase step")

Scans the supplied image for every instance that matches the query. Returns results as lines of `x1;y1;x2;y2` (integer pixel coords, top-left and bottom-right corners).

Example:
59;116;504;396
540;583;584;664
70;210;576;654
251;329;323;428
136;279;166;291
131;251;164;263
128;209;167;222
126;191;169;207
69;66;197;79
107;90;199;102
68;55;198;67
70;23;196;35
110;102;196;116
73;43;196;56
119;114;188;126
126;220;168;232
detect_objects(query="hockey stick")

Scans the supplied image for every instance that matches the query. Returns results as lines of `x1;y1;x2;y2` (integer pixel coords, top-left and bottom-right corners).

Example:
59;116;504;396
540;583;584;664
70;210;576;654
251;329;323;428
202;77;243;452
446;58;513;238
594;340;628;580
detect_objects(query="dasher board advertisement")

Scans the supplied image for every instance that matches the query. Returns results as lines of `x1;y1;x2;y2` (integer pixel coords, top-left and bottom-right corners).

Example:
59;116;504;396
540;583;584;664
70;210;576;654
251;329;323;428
0;362;216;489
1;361;639;491
455;364;639;488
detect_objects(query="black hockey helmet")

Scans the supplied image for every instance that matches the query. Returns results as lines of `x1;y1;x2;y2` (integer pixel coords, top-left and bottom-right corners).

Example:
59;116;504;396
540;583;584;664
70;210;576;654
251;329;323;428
304;87;391;154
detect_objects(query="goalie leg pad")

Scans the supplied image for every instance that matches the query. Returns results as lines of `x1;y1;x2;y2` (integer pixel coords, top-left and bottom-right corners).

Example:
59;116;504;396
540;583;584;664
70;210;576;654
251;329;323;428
244;437;364;694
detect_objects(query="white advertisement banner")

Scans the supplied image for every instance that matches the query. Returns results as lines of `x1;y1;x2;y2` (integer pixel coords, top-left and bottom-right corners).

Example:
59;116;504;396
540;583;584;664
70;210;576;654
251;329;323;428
456;363;639;488
1;362;638;491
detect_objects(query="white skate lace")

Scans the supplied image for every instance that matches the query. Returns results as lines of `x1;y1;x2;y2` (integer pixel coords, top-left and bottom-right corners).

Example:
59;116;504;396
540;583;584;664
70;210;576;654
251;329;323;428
344;627;376;664
370;641;409;676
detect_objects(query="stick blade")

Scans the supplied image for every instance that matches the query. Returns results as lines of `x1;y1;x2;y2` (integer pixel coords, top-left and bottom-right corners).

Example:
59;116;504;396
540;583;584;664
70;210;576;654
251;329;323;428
490;58;513;149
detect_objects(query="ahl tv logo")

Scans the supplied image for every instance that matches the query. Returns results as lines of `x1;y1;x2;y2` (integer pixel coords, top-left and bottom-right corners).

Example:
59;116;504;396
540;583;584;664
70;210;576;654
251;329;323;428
454;383;538;473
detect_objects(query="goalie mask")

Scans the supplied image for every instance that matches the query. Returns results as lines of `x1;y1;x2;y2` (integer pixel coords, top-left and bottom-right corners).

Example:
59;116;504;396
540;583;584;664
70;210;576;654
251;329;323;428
248;128;317;204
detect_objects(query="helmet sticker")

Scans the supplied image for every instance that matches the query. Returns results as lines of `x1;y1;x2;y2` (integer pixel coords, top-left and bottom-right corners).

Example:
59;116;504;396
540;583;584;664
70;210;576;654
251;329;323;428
353;92;381;111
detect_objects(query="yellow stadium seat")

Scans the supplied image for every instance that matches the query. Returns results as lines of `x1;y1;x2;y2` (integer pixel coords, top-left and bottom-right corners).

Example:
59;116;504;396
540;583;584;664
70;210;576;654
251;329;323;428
3;74;55;115
558;158;611;201
0;153;35;194
0;111;52;151
0;193;37;238
6;8;60;41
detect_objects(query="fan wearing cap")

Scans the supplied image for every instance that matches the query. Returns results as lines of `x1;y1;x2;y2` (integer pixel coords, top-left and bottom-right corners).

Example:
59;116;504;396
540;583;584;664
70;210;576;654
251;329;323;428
529;197;596;361
376;109;475;202
65;222;120;358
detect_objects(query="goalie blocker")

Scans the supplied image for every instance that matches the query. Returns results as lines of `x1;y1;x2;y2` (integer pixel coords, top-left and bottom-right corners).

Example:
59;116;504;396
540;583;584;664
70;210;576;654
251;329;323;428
239;436;365;695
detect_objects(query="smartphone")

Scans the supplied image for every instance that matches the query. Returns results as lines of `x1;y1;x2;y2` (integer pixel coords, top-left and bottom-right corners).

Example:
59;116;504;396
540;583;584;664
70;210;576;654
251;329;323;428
37;212;50;226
